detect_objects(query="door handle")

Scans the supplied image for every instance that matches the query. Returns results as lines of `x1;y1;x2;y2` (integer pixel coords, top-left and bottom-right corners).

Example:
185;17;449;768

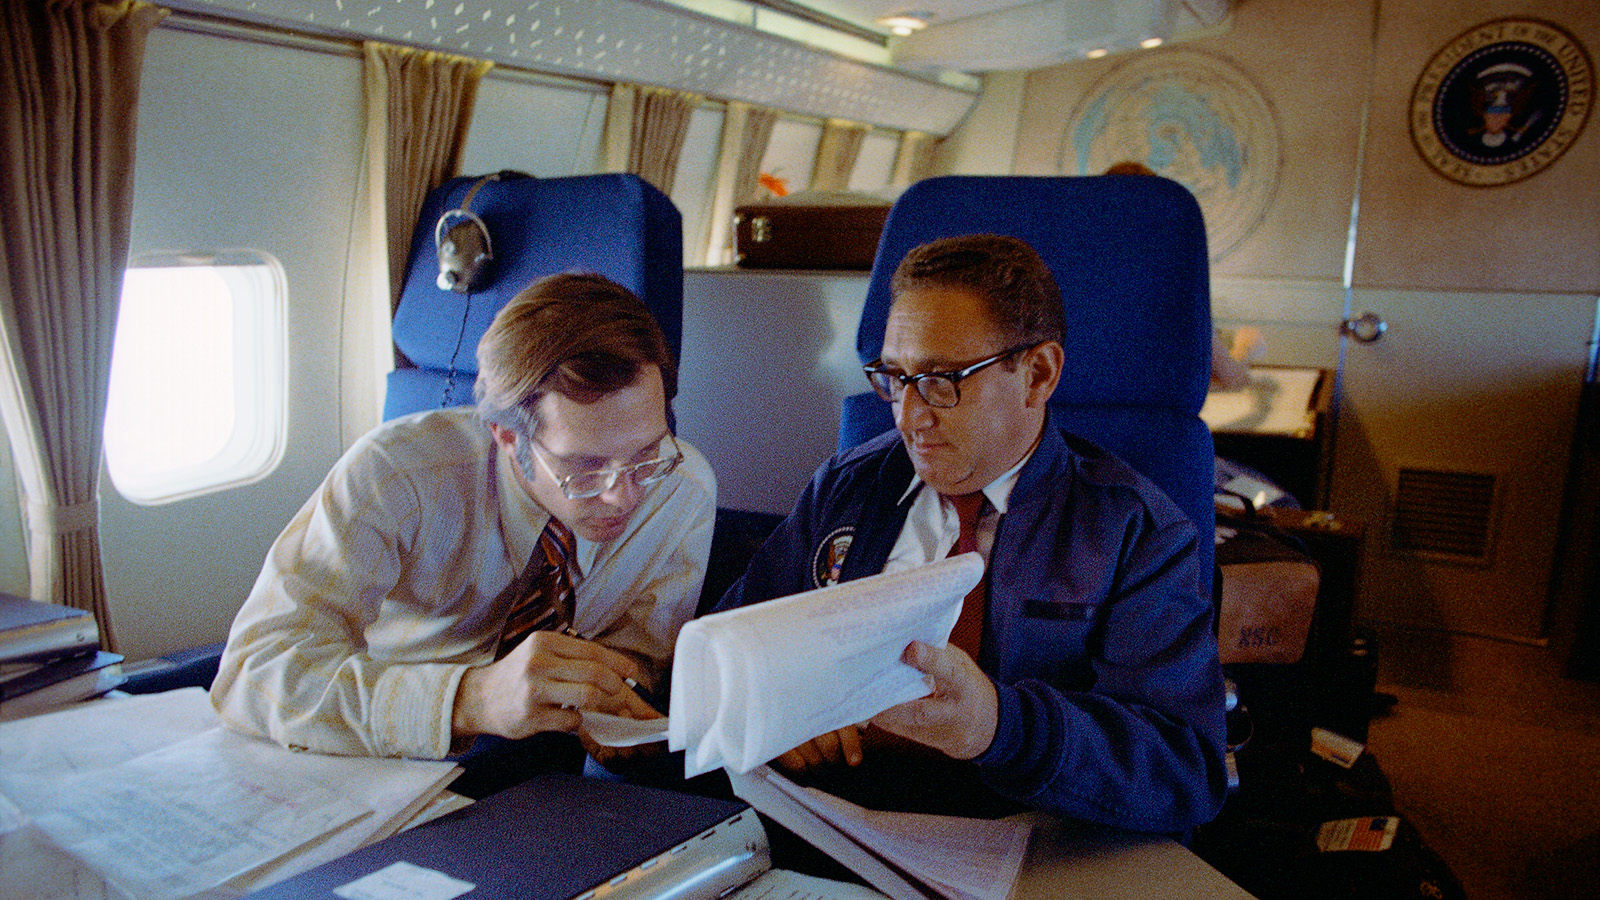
1341;311;1388;343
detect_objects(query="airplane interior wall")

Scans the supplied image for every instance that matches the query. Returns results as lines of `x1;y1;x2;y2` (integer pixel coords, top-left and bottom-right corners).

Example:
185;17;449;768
1004;0;1600;644
97;26;364;662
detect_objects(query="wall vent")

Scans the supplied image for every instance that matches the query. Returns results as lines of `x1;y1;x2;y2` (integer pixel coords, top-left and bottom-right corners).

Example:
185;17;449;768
1389;467;1499;564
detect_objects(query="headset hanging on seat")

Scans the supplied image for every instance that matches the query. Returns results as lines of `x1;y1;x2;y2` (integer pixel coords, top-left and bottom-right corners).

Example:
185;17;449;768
434;173;502;293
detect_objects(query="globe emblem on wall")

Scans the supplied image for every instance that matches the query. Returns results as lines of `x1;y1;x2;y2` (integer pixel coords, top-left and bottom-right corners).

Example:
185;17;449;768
1062;49;1283;262
1410;18;1592;187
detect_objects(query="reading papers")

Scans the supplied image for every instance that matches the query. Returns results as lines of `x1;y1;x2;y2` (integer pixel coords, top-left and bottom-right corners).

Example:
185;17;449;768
667;554;982;777
729;766;1031;900
0;688;460;900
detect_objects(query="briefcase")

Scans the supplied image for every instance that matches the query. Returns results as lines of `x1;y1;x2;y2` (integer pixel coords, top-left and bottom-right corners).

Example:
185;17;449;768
733;202;889;270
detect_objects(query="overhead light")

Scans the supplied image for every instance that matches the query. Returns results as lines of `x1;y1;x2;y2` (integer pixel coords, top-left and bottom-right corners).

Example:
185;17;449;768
877;11;933;36
1086;48;1110;59
1140;36;1165;49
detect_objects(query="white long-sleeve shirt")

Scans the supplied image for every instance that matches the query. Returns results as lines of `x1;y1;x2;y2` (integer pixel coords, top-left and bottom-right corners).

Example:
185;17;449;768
210;407;715;759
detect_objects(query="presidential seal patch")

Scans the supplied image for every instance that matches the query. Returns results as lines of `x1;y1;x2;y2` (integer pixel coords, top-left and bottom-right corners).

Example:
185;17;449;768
1409;18;1592;187
812;527;854;588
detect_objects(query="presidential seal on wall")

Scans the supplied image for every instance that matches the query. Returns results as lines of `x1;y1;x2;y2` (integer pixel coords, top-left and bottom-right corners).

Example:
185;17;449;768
1410;18;1592;187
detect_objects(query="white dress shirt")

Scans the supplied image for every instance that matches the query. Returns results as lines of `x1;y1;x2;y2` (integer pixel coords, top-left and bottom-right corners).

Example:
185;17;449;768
883;445;1036;575
210;407;715;760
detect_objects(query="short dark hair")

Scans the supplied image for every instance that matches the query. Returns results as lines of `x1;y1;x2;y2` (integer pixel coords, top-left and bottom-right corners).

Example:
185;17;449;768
889;234;1064;348
474;272;676;433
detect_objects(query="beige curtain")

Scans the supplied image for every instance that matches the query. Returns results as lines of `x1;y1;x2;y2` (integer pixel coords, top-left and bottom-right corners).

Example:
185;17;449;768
892;130;940;188
340;43;490;446
0;0;167;641
602;84;699;195
703;103;779;266
810;119;870;192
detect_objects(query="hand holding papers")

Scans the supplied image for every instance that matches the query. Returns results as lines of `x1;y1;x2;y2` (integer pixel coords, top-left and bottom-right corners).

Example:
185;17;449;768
668;554;982;777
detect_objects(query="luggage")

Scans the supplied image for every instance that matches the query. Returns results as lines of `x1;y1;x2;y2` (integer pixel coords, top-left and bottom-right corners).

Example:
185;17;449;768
733;201;889;270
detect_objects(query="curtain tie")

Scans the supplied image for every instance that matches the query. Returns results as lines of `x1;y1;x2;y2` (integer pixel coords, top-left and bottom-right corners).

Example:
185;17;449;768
26;499;98;535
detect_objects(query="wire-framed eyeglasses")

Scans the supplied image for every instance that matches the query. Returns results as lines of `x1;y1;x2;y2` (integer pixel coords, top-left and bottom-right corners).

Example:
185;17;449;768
526;433;684;499
863;344;1036;408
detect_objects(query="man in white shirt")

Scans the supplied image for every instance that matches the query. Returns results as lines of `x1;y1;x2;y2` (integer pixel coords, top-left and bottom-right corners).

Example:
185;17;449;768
212;273;716;796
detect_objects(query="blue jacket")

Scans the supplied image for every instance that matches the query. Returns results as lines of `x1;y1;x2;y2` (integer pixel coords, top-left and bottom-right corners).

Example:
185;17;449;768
716;416;1229;832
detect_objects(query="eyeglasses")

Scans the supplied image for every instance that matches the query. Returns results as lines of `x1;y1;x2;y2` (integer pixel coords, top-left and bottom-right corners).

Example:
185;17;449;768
525;433;684;500
863;344;1035;408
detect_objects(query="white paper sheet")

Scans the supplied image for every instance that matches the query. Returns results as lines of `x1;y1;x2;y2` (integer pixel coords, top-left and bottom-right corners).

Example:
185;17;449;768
668;554;982;777
1199;367;1323;436
729;766;1031;900
765;773;1030;900
0;689;459;900
581;710;670;746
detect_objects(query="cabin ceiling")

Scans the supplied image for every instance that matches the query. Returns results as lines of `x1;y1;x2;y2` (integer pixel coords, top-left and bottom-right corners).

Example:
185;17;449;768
778;0;1234;71
160;0;1232;133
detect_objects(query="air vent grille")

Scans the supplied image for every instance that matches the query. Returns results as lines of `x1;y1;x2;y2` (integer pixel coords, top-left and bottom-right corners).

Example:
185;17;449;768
1390;468;1498;562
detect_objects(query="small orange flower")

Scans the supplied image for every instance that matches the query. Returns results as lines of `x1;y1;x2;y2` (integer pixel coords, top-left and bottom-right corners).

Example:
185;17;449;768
758;172;789;197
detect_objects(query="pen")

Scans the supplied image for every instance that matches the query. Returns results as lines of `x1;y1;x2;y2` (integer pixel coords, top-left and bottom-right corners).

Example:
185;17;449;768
625;676;667;714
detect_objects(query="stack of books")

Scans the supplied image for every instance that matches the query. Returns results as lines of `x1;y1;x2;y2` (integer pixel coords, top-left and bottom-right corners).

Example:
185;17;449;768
0;592;124;721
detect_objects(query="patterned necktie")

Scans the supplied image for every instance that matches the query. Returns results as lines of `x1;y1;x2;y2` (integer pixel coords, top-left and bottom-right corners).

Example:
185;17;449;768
944;491;988;658
496;518;577;658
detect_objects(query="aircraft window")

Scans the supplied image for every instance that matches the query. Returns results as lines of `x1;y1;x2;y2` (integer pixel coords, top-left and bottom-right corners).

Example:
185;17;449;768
849;131;899;192
103;251;287;504
758;118;823;194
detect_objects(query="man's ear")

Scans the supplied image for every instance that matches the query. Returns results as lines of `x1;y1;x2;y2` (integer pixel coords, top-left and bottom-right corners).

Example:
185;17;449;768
1024;341;1064;407
487;421;519;451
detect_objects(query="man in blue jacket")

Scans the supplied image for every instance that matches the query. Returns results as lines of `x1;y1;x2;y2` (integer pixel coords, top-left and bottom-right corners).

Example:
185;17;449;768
716;234;1228;833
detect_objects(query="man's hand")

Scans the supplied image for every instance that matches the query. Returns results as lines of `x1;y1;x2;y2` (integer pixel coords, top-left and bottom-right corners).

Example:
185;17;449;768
870;641;999;760
451;631;657;740
773;724;865;772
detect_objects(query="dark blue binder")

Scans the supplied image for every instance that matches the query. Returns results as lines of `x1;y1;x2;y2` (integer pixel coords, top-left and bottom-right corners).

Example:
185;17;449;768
247;774;768;900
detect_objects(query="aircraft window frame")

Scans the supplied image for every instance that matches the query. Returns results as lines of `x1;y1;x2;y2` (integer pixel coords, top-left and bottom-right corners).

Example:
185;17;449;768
103;249;288;505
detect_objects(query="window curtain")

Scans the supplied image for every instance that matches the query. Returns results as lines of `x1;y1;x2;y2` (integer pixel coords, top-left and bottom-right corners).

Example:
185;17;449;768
340;43;491;447
810;119;870;192
0;0;167;641
602;84;699;196
892;130;940;188
703;102;779;266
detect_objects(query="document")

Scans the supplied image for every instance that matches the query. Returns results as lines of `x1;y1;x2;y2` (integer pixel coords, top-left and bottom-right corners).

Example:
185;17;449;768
667;554;982;777
729;766;1031;900
0;689;459;900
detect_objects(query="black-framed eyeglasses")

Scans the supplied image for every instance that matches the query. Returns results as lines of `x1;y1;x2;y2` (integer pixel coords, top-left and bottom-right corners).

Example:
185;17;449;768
526;433;685;500
863;344;1037;409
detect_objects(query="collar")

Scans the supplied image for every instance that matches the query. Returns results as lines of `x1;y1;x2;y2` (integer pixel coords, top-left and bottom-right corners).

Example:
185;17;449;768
894;429;1041;513
495;442;592;576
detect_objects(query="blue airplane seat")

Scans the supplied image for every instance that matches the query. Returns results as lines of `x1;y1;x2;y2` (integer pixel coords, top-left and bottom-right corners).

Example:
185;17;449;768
837;174;1216;574
385;172;683;420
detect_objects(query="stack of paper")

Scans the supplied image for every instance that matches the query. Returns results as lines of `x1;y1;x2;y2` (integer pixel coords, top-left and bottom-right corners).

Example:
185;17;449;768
668;554;983;777
0;688;460;900
729;766;1031;900
583;555;983;776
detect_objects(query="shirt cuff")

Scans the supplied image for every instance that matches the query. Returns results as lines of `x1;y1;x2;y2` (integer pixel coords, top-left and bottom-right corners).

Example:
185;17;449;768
372;661;473;759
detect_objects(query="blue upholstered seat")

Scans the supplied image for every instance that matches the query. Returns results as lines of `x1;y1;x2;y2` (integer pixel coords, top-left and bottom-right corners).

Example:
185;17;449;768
385;172;682;420
837;174;1216;573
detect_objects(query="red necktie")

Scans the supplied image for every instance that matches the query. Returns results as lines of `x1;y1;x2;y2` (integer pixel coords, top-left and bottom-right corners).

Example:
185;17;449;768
496;518;577;658
944;492;988;658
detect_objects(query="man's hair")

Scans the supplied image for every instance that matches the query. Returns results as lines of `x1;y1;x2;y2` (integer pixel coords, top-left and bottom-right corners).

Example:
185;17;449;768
889;234;1064;348
474;272;676;434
